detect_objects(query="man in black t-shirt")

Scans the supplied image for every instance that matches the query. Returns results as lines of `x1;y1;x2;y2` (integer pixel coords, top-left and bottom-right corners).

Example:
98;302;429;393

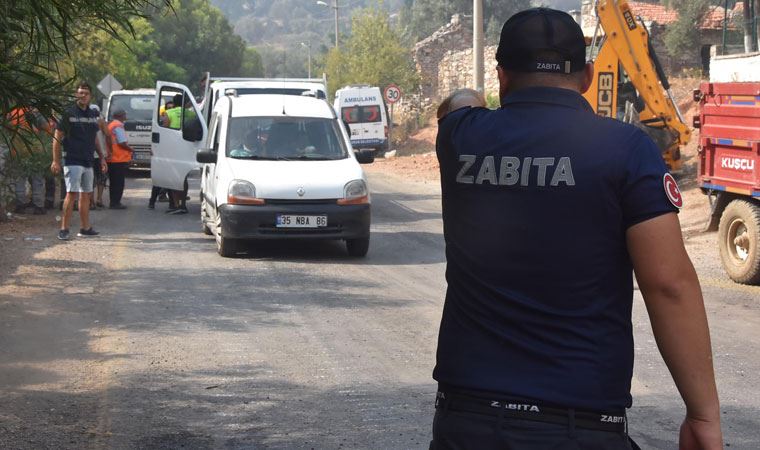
51;81;110;240
430;8;721;450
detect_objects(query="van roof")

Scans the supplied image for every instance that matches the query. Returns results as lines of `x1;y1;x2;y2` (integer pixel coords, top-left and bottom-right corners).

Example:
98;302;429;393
109;89;156;96
225;94;335;119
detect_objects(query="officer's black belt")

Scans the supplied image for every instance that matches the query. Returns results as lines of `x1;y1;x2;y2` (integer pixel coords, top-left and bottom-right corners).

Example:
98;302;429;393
435;391;627;433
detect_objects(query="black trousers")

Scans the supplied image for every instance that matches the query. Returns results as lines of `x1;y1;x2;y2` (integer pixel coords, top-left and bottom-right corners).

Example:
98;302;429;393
107;162;129;206
431;401;634;450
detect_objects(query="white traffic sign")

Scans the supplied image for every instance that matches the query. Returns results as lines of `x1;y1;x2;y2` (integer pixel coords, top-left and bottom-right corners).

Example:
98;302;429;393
384;84;401;104
97;74;122;97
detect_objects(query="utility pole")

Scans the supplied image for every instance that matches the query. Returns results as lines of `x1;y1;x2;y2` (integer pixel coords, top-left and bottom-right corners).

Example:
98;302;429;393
473;0;484;93
317;0;339;48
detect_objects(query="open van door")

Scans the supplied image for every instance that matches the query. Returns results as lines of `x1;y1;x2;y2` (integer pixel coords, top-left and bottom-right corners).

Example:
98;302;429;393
151;81;208;190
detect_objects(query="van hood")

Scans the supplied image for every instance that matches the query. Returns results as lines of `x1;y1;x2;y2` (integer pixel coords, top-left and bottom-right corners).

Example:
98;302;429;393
225;157;365;200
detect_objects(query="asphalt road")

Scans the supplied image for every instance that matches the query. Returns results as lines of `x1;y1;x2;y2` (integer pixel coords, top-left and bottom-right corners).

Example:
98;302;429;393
0;168;758;449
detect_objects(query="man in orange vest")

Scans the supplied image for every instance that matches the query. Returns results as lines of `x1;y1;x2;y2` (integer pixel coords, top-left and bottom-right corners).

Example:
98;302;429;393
7;107;52;214
106;109;134;209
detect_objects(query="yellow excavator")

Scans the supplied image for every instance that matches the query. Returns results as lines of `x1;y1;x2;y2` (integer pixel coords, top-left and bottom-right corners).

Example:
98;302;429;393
582;0;690;170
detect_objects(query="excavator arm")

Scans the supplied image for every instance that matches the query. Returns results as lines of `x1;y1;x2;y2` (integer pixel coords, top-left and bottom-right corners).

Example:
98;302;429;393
583;0;691;170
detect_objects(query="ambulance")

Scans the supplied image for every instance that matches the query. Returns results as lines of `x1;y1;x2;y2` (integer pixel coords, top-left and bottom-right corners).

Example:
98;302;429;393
333;85;388;155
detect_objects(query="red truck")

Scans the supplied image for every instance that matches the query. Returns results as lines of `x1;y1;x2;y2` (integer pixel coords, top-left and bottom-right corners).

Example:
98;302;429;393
695;79;760;284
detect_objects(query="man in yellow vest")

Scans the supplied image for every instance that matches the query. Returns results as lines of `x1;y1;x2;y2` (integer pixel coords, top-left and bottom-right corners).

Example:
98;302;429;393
106;109;133;209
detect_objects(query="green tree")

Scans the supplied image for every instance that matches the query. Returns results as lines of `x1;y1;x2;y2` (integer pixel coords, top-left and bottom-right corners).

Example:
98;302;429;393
240;47;265;77
327;7;419;97
0;0;170;213
400;0;531;43
150;0;247;86
663;0;711;61
1;1;170;136
71;18;180;91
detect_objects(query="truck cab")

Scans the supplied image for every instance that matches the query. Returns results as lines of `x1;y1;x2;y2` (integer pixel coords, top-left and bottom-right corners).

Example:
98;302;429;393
103;89;157;168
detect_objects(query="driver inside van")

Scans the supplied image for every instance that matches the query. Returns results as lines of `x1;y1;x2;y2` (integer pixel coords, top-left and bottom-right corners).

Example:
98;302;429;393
266;122;311;157
229;126;262;158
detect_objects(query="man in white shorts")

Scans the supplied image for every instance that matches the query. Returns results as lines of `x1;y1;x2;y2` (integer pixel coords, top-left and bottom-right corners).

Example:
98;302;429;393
51;81;109;240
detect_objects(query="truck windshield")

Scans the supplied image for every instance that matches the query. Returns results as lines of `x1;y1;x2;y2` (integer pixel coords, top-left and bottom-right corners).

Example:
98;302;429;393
108;95;154;121
227;117;348;160
231;88;326;99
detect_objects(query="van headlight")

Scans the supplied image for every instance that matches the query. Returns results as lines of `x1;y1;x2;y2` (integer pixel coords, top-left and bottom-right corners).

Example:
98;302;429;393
337;179;369;205
228;180;265;205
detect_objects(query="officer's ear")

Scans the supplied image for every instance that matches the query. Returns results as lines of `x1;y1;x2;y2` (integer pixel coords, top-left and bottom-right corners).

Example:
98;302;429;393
579;62;595;94
496;65;509;101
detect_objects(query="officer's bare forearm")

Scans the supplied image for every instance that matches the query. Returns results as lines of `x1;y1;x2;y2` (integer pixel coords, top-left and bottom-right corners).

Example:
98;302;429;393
627;214;720;421
641;270;720;420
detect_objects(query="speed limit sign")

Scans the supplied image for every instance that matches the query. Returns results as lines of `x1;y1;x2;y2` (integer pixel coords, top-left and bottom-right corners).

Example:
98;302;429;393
384;84;402;104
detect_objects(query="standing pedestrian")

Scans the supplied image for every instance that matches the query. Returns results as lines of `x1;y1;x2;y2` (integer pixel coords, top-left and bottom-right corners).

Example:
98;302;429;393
7;107;51;215
106;109;133;209
51;81;110;240
430;8;722;450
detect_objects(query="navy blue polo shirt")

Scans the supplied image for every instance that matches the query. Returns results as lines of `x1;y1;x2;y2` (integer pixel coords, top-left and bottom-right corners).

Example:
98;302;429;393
58;103;101;167
433;87;678;411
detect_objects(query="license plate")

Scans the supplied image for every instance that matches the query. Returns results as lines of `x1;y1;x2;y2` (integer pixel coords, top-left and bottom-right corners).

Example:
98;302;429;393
276;214;327;228
133;152;150;160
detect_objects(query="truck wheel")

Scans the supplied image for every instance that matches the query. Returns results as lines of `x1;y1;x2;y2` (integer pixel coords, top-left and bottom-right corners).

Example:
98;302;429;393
346;237;370;257
718;199;760;284
201;195;213;235
215;213;238;258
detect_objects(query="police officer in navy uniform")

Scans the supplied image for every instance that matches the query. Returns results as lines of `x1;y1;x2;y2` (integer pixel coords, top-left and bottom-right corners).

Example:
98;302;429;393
431;8;722;450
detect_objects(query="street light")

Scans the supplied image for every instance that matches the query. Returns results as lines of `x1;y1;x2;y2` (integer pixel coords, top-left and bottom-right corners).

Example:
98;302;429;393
316;0;339;48
301;41;312;78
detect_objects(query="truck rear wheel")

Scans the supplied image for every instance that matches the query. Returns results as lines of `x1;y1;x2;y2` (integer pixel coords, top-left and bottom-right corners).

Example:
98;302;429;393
718;199;760;285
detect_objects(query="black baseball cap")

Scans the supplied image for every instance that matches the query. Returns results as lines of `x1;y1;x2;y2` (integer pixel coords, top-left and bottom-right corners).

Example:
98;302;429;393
495;8;586;74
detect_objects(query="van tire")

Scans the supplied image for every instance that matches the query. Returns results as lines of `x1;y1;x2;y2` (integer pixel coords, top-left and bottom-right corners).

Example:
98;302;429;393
346;237;370;257
201;195;213;235
215;213;239;258
718;199;760;284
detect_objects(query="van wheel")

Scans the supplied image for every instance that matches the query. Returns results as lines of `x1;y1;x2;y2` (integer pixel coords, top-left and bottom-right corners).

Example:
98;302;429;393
215;213;239;258
201;195;213;235
718;199;760;284
346;237;369;257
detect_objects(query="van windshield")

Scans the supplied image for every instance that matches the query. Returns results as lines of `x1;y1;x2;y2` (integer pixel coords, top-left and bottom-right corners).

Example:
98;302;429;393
342;105;381;123
227;117;348;160
108;95;154;121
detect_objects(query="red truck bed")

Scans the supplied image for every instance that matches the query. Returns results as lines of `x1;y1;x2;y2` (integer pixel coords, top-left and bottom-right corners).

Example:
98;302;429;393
696;82;760;199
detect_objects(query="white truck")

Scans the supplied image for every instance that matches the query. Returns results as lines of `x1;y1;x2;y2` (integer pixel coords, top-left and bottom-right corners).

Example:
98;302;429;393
102;89;156;168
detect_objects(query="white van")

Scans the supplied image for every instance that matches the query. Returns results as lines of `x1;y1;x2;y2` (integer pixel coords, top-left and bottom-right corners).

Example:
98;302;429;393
333;85;388;155
103;89;156;168
195;94;372;257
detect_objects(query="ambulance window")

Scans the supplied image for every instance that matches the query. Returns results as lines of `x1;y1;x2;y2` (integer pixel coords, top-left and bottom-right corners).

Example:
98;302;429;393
342;106;360;124
362;105;381;123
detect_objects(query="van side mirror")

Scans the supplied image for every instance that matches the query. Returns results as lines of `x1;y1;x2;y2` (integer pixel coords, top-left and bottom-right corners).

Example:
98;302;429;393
196;148;217;164
355;149;374;164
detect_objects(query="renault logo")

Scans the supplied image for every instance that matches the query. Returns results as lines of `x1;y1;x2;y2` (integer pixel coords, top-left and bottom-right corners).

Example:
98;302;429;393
296;187;305;197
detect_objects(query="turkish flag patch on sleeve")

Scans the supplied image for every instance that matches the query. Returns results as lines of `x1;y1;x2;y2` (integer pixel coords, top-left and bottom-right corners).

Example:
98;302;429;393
663;173;683;208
